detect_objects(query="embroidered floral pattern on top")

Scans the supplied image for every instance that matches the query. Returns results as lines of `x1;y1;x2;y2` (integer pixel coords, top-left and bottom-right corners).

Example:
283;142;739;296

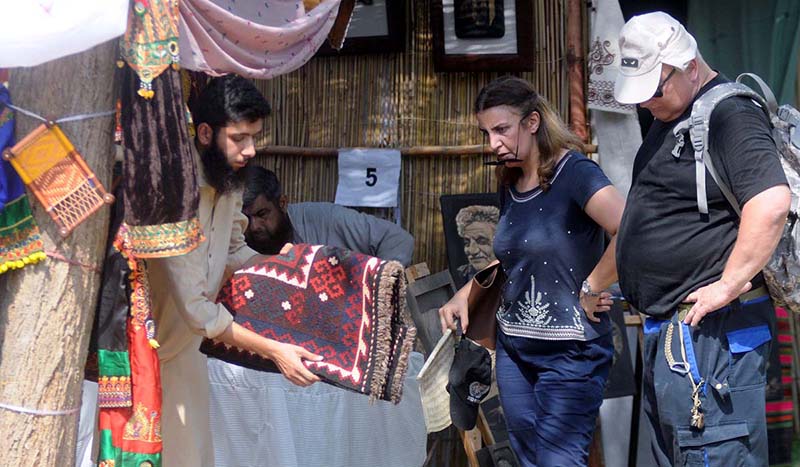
498;274;586;340
515;276;554;327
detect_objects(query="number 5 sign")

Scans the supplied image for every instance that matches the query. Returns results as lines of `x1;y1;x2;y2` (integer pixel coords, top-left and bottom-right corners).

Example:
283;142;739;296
335;148;401;208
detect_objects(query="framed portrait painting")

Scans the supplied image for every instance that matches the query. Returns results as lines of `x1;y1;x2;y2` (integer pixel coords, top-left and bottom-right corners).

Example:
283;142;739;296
431;0;533;72
316;0;405;56
440;193;501;289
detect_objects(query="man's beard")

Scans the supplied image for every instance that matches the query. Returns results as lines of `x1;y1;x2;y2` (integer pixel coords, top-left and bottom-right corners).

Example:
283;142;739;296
200;139;246;194
245;211;294;255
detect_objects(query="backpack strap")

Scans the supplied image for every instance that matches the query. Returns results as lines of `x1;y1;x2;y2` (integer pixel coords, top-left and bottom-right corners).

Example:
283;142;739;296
737;73;779;115
673;82;768;215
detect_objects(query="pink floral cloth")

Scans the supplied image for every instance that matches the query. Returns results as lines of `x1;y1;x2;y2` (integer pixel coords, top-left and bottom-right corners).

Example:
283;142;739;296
178;0;341;79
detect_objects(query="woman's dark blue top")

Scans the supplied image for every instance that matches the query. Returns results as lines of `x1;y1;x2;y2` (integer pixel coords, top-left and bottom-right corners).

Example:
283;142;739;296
494;152;612;341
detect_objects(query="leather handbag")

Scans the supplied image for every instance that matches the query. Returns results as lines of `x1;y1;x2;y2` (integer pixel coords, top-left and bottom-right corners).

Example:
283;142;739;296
466;260;506;350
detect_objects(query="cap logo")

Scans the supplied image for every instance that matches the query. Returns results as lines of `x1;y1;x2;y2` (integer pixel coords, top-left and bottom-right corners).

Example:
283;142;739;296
621;57;639;68
467;381;490;403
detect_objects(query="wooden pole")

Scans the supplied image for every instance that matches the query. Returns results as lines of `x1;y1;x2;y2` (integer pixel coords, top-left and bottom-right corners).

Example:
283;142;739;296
567;0;589;142
0;40;116;465
258;143;598;157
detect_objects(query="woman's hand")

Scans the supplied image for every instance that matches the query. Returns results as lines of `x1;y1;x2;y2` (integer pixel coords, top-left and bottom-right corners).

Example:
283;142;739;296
580;290;613;323
261;341;323;387
439;295;469;334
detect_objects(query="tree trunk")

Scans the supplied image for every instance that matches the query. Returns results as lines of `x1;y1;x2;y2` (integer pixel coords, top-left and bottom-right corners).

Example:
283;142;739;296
0;40;117;465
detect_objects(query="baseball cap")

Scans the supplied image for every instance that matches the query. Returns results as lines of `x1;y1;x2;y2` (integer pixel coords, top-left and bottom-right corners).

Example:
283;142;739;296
614;12;698;104
447;336;492;431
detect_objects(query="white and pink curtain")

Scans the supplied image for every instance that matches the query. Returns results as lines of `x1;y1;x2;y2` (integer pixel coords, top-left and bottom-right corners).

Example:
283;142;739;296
1;0;342;80
178;0;342;78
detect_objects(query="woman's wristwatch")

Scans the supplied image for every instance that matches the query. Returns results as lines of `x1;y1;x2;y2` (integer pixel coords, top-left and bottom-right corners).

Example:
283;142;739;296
581;280;600;297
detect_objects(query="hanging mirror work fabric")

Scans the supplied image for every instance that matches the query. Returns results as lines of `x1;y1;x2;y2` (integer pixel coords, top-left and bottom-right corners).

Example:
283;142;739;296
119;65;204;258
0;85;45;274
97;225;164;467
120;0;181;99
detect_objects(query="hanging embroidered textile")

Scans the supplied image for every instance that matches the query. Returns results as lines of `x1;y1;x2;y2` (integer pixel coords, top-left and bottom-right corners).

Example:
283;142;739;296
0;0;128;68
91;192;135;409
119;65;203;258
766;306;795;466
178;0;341;79
0;85;45;274
120;0;181;99
2;122;115;237
200;243;416;403
97;224;163;467
587;0;636;114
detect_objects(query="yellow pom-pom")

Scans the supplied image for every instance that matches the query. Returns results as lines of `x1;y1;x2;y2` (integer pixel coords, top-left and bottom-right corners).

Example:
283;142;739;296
14;260;24;269
22;256;31;264
148;339;160;349
0;263;8;273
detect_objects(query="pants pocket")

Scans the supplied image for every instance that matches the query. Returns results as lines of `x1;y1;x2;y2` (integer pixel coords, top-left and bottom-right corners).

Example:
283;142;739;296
726;324;771;388
677;421;750;467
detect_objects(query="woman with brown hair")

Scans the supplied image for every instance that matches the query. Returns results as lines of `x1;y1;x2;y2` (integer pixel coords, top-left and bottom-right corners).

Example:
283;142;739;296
440;76;625;466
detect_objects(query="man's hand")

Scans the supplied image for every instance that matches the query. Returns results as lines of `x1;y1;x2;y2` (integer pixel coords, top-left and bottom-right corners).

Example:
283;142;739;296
683;280;751;327
263;341;323;387
581;291;613;323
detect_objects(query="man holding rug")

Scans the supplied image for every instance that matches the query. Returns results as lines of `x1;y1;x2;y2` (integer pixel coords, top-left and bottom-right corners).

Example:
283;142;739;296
205;165;427;467
146;75;322;467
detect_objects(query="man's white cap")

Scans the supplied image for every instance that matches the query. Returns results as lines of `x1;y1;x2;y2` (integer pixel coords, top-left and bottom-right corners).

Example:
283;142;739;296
614;12;698;104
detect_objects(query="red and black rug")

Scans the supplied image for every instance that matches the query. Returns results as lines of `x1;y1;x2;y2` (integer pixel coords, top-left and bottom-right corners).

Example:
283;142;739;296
200;243;415;403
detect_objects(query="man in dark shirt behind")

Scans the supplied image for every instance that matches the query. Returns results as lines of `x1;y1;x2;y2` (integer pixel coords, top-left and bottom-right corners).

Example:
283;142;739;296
613;12;790;466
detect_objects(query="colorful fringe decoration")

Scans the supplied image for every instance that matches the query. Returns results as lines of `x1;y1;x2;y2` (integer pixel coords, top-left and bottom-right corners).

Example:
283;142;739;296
119;0;180;99
201;243;416;403
0;84;45;275
767;306;795;466
97;225;163;467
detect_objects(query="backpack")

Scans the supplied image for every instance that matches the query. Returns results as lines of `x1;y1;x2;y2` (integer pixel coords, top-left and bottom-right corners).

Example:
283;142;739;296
672;73;800;313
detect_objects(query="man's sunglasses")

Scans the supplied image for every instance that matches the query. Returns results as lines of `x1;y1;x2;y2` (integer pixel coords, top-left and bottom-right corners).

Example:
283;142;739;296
652;68;677;98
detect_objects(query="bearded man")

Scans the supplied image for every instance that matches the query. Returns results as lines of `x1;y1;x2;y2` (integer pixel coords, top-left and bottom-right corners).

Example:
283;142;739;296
146;75;322;467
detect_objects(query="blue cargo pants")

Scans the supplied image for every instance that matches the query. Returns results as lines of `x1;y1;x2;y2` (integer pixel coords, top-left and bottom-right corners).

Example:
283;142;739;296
642;294;774;466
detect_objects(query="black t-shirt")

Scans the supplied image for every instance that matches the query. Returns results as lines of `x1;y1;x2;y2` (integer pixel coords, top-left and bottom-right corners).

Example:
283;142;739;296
617;74;787;317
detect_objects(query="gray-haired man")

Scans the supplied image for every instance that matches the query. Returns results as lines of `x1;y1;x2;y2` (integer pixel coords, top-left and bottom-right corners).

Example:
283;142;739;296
614;12;790;466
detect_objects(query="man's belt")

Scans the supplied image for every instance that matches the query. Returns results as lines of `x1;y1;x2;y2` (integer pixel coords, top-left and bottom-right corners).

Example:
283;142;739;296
676;285;769;321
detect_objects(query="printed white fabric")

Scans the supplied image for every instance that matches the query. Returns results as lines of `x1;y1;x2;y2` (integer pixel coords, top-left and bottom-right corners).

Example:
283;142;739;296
207;353;427;467
591;111;641;197
587;0;636;114
0;0;129;67
588;0;641;197
178;0;341;79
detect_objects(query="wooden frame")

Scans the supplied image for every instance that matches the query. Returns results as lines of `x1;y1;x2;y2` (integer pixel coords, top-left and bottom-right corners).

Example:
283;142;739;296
439;193;501;290
405;269;457;353
431;0;534;72
316;0;405;56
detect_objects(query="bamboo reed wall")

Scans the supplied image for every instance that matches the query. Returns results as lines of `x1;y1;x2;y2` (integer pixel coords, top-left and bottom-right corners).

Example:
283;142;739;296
253;0;569;274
